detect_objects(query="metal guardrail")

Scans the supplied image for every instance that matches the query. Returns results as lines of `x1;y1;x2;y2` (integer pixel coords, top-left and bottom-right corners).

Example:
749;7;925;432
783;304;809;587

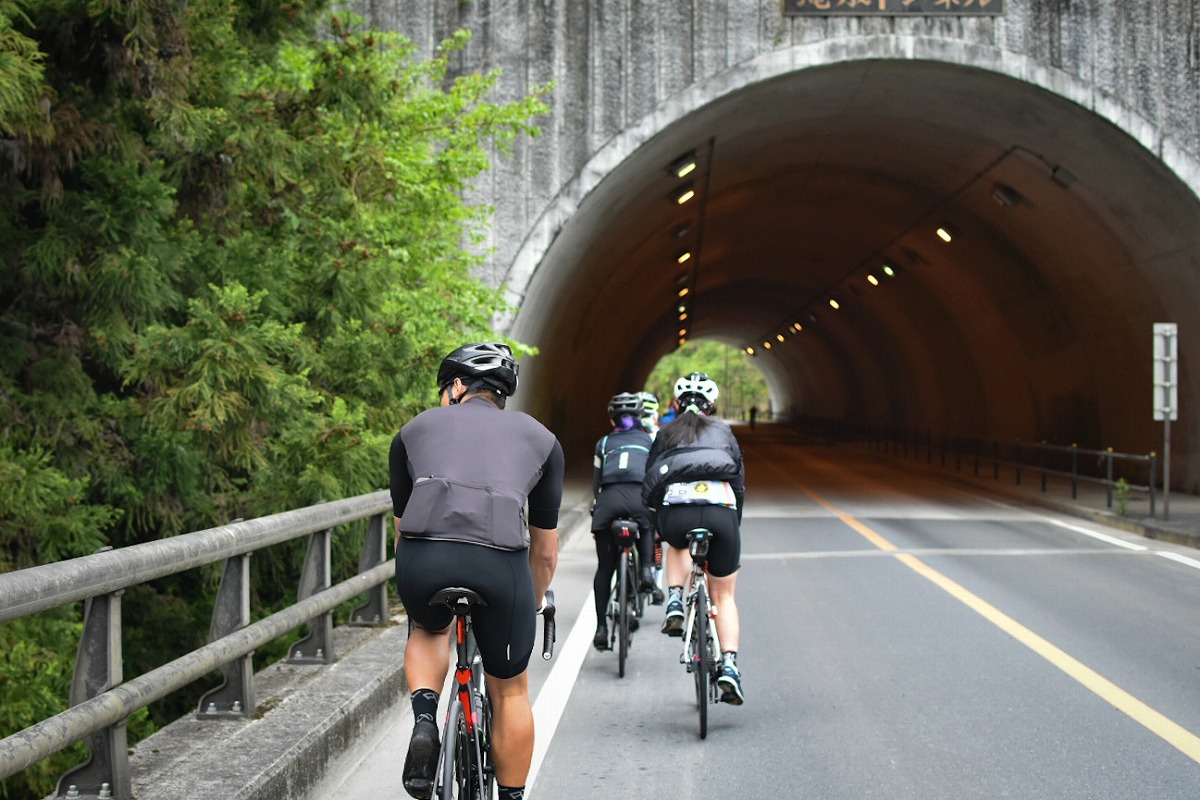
0;490;394;800
830;423;1160;517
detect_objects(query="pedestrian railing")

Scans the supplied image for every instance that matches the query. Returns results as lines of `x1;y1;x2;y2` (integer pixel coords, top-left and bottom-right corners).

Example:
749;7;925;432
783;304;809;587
0;490;393;800
811;421;1160;518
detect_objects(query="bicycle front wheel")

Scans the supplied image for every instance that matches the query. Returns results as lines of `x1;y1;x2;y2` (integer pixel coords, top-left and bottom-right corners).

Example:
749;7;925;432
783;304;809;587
691;582;710;739
617;549;630;677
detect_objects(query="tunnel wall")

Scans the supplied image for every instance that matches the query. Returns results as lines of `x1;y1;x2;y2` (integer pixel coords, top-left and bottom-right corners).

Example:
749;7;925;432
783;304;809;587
358;0;1200;488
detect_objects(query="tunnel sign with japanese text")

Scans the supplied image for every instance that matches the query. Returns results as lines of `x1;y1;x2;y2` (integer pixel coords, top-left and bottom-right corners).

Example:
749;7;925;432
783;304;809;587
783;0;1004;14
1153;323;1178;422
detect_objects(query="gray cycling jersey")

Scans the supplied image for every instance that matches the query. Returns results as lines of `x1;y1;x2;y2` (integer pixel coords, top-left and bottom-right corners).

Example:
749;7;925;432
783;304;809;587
391;396;562;550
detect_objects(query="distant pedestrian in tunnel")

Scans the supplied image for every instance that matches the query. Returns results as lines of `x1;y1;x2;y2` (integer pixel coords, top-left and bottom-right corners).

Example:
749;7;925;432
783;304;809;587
748;404;758;430
389;342;563;800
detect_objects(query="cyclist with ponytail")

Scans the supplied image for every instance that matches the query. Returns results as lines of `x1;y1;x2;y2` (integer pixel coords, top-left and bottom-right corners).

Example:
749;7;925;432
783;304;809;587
642;372;747;705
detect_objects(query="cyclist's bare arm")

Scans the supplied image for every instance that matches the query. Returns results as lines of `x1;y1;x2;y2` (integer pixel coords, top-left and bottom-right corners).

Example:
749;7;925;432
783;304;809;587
529;525;558;608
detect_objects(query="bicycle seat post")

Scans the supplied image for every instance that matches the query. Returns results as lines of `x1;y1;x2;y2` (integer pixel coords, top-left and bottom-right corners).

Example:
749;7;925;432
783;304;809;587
686;527;710;567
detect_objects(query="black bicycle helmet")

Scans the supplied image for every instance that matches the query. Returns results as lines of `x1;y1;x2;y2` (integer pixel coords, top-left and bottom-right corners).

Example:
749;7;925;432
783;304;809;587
607;392;644;420
437;342;519;398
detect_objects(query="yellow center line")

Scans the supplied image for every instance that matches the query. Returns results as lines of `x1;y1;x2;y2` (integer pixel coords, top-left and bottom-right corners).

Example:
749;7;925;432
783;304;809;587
782;466;1200;764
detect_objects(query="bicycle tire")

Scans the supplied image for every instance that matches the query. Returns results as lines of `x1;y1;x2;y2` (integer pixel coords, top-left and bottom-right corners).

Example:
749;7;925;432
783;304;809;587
693;581;710;739
617;549;630;677
473;687;495;800
436;700;467;800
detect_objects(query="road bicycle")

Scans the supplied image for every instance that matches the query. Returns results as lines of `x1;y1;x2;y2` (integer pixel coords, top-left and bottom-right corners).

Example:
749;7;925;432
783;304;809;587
605;518;648;677
679;527;721;739
429;587;556;800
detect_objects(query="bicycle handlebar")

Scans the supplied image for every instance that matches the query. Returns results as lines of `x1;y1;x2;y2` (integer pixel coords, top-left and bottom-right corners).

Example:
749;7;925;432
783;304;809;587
540;589;556;660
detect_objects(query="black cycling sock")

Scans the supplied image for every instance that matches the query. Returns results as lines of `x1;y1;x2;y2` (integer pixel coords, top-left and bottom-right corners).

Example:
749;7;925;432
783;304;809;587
497;785;525;800
410;688;439;726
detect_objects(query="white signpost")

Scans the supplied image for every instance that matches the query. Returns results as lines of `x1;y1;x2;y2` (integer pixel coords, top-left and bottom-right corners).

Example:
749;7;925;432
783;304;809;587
1153;323;1178;520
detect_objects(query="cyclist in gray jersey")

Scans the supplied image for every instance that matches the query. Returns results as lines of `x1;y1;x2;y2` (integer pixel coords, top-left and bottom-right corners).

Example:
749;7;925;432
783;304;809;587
390;342;563;800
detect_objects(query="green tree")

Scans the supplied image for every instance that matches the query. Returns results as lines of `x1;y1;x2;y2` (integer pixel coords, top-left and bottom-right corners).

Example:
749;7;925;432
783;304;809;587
645;339;770;423
1;3;548;796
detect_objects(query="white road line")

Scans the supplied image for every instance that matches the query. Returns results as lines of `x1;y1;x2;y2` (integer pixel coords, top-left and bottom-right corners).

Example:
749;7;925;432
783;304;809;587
1046;518;1148;550
1157;551;1200;571
526;587;595;799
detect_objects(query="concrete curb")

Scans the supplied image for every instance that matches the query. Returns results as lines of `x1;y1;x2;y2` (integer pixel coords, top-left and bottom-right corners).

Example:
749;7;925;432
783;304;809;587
128;620;410;800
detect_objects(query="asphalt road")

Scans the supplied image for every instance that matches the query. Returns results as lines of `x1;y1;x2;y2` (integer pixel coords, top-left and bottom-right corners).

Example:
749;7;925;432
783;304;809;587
336;429;1200;799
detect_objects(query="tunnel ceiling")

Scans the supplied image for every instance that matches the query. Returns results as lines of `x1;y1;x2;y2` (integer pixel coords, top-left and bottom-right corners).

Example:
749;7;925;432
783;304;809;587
511;59;1200;466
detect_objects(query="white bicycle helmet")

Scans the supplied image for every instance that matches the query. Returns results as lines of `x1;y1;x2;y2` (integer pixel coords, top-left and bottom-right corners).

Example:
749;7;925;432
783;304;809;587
674;372;718;413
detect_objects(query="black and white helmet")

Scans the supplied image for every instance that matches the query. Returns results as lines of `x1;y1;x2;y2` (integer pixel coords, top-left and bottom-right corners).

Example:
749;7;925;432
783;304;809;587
607;392;644;420
674;371;718;413
437;342;519;397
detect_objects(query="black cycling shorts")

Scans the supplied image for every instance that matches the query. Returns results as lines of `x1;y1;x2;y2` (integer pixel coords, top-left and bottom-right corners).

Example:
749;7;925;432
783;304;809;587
395;538;535;679
656;503;741;577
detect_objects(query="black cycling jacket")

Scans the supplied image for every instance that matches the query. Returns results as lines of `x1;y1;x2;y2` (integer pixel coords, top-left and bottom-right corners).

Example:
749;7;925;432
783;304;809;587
641;415;745;520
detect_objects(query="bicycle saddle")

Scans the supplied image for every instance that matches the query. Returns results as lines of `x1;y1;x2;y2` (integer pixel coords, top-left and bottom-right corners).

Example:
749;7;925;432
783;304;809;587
429;586;487;608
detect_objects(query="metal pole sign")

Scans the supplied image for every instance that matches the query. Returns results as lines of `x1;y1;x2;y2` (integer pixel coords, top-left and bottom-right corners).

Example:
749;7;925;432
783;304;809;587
1153;323;1177;520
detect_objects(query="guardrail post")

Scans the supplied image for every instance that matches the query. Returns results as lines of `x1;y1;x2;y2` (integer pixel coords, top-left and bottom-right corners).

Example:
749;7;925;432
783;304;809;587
53;587;132;800
290;527;333;664
1070;443;1079;499
350;513;389;625
1105;448;1114;509
197;553;255;718
1149;452;1158;517
1040;443;1048;493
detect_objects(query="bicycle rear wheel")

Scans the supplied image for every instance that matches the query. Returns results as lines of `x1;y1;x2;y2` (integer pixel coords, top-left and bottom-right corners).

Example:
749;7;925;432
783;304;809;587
474;688;495;799
617;549;630;677
436;701;468;799
691;582;710;739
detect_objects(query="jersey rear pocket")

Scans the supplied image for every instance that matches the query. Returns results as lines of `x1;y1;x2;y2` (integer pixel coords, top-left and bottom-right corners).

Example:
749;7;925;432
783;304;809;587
403;477;527;549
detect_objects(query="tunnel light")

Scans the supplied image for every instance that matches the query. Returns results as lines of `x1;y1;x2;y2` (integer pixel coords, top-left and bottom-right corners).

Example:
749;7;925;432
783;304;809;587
763;341;772;350
677;304;687;313
676;251;692;264
679;337;688;346
829;299;840;310
882;264;896;277
791;323;803;333
746;347;756;356
678;328;688;337
677;287;689;297
936;224;955;243
672;183;696;205
667;152;698;179
867;274;879;286
679;312;688;321
776;334;785;342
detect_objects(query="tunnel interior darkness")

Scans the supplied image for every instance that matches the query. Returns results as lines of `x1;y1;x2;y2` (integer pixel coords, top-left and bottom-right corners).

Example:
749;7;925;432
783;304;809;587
508;59;1200;485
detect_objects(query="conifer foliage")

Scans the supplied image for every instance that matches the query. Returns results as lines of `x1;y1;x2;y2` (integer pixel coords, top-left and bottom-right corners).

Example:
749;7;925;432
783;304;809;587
0;2;548;794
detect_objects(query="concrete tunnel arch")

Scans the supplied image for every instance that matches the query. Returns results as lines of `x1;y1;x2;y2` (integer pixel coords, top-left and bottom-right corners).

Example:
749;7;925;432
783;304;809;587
497;36;1200;487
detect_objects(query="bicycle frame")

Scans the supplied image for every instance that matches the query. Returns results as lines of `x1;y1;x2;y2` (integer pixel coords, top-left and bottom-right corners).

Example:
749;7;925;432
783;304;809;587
679;528;721;738
430;588;557;800
607;519;645;676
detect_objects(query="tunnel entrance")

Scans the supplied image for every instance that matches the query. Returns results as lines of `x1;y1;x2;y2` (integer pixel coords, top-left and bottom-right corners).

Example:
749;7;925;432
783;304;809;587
643;339;771;427
508;57;1200;487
